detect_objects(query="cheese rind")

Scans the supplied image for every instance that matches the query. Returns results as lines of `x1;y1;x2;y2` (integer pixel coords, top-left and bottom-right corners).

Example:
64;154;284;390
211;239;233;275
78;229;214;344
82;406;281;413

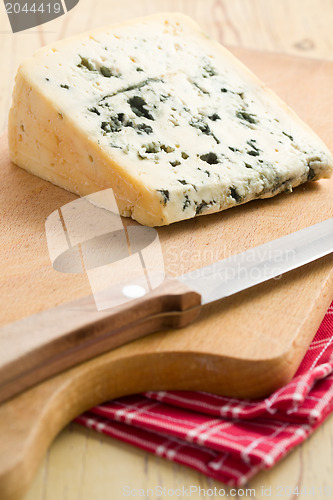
8;13;333;226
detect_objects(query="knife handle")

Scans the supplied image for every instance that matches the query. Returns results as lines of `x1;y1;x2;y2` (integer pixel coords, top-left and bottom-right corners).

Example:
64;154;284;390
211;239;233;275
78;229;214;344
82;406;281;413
0;278;201;405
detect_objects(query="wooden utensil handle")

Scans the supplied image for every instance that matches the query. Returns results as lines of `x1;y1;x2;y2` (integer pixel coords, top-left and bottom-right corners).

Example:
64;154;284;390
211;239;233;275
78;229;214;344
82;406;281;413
0;278;201;404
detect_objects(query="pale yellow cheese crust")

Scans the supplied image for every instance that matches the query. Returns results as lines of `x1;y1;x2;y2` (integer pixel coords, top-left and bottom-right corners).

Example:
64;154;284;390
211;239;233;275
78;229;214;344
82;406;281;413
8;13;333;226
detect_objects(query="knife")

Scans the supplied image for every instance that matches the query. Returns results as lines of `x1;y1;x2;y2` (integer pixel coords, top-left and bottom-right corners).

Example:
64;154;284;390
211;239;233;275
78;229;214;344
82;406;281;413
0;217;332;404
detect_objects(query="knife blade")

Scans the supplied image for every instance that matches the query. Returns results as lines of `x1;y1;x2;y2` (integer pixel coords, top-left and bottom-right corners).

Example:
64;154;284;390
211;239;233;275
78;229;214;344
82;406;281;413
179;217;333;304
0;217;332;404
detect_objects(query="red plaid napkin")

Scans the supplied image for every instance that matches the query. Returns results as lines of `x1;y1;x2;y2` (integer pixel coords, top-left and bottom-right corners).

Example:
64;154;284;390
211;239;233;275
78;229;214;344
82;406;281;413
75;301;333;486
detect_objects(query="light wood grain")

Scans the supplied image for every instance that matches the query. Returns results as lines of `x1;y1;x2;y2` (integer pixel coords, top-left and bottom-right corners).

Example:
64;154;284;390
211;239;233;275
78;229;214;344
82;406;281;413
1;0;333;134
21;413;333;500
0;1;332;499
0;47;332;500
0;276;201;404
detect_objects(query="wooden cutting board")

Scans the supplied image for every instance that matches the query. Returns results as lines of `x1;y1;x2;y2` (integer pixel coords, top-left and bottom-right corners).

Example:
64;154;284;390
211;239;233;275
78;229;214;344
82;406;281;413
1;48;333;500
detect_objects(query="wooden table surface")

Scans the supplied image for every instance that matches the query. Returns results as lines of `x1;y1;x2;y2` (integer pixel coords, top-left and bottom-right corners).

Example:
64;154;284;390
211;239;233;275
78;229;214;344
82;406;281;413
1;1;333;498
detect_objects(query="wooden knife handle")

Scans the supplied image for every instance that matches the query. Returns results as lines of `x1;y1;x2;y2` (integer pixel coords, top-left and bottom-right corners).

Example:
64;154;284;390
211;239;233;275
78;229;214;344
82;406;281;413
0;278;201;405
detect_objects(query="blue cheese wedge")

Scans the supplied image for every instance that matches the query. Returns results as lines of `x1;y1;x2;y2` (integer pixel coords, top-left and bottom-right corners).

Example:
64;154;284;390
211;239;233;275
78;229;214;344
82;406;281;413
8;13;333;226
